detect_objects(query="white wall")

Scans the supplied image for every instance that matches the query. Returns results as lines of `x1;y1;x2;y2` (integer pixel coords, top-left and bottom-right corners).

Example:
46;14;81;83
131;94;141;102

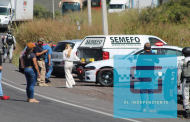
131;0;158;9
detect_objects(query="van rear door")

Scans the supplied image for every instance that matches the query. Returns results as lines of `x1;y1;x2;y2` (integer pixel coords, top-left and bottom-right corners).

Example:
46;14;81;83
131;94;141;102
77;37;106;63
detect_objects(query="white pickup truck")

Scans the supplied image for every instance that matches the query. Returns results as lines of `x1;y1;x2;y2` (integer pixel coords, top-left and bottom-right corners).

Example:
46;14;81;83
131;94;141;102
0;0;33;29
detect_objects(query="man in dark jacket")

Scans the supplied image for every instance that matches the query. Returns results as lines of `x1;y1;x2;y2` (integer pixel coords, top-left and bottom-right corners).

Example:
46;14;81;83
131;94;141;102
33;38;48;87
136;43;159;113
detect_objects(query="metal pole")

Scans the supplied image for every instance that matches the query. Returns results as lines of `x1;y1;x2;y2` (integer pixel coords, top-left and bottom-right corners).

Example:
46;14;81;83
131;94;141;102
53;0;55;20
88;0;92;26
138;0;140;14
102;0;108;35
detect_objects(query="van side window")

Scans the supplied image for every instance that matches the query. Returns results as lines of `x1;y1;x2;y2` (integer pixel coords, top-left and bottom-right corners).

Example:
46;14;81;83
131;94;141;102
148;38;162;46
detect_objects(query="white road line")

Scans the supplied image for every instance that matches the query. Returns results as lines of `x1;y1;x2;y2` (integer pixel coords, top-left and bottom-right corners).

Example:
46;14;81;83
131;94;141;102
1;81;141;122
1;77;113;112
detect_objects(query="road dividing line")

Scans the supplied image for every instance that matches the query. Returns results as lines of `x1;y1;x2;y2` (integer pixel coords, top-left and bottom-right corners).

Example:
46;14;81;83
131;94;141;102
1;81;141;122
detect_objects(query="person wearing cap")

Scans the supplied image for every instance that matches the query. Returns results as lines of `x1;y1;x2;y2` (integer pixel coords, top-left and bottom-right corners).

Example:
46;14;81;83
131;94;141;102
3;30;16;63
21;42;40;103
33;38;48;87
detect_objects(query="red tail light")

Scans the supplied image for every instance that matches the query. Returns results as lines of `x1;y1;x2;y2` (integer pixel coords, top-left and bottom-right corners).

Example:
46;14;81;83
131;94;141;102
103;51;109;60
76;52;77;56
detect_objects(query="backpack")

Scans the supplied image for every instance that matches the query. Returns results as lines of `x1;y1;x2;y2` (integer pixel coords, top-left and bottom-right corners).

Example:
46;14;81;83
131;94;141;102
6;34;14;45
182;59;190;78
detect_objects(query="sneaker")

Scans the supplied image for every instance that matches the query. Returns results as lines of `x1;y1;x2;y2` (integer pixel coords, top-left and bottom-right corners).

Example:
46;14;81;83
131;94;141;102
0;95;10;100
3;59;5;63
45;78;51;83
9;60;12;63
184;114;190;119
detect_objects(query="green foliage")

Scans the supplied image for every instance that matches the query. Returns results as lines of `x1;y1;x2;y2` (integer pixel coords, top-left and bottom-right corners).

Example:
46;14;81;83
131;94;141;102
139;0;190;23
106;0;111;4
33;4;53;19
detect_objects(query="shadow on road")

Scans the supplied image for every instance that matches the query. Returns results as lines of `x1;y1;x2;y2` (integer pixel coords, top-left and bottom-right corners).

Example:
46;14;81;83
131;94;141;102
8;99;27;102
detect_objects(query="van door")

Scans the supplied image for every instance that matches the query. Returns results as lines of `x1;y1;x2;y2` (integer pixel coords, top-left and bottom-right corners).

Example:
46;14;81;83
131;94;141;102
77;37;106;63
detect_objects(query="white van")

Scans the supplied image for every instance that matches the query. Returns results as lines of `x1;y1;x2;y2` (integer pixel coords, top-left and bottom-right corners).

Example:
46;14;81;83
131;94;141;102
108;0;129;13
77;35;167;62
76;35;167;80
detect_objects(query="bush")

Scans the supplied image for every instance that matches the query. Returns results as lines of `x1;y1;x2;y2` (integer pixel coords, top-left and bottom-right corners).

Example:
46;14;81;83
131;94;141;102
34;4;53;19
139;0;190;23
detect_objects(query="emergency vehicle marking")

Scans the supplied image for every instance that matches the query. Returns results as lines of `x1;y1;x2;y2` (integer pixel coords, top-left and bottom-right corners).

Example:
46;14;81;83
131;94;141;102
80;38;105;47
110;37;141;46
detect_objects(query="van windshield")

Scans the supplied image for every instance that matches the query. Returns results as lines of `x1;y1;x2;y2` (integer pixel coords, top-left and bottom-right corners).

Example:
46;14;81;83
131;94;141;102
53;42;75;52
62;2;80;10
0;7;8;15
109;4;124;9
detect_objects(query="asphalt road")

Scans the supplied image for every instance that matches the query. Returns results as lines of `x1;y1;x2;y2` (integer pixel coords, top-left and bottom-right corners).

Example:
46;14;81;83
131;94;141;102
0;32;188;122
0;32;129;122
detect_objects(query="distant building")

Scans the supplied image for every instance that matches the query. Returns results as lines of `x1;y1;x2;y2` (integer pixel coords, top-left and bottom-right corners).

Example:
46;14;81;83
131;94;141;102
129;0;169;9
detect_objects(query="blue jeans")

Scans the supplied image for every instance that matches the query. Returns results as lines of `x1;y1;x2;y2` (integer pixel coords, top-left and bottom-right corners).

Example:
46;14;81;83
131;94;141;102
45;61;53;79
0;71;3;96
24;68;37;99
140;89;155;110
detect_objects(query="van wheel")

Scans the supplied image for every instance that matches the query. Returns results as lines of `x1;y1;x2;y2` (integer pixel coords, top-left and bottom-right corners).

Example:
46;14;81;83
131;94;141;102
97;69;113;87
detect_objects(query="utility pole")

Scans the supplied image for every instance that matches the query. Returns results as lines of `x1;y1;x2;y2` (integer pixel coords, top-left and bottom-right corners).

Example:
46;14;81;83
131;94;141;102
88;0;92;26
102;0;108;35
53;0;55;20
138;0;140;14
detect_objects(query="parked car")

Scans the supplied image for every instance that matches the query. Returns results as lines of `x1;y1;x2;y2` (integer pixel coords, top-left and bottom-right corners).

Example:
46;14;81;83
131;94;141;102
51;40;83;77
19;43;56;72
84;45;183;83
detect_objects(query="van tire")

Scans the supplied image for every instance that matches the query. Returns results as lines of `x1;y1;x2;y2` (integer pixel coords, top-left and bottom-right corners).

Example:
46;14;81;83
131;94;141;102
97;69;113;87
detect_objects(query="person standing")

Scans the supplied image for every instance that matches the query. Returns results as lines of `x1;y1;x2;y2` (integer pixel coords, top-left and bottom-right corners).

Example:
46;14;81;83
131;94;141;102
43;41;53;83
0;50;10;100
177;47;190;119
3;30;16;63
136;43;159;113
21;42;40;103
33;38;49;87
63;44;85;88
